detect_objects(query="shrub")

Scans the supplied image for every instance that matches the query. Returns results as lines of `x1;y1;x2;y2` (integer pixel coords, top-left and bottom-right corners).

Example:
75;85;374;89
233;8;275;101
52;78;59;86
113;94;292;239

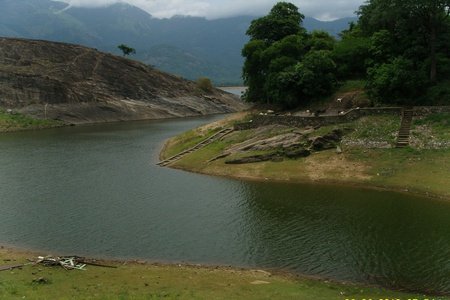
196;77;214;92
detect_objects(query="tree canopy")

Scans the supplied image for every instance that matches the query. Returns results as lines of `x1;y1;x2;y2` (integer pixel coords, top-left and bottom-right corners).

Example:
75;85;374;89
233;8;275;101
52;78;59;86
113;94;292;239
357;0;450;104
118;44;136;56
242;2;336;108
246;2;305;44
241;1;450;108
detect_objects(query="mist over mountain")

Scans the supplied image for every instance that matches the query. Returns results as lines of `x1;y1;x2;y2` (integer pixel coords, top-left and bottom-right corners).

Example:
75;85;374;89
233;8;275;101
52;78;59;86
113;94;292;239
0;0;357;85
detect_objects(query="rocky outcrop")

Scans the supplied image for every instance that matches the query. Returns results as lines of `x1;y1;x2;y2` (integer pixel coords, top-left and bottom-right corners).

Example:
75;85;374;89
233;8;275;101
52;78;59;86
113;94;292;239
0;38;246;124
220;125;347;164
225;152;278;164
309;128;344;151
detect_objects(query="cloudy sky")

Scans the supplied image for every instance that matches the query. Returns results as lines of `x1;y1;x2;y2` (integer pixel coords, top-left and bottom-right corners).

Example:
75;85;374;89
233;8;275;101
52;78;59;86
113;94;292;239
56;0;365;21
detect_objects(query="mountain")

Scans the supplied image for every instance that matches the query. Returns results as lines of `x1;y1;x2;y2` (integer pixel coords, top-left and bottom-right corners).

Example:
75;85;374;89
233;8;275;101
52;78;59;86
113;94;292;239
0;38;245;124
0;0;357;85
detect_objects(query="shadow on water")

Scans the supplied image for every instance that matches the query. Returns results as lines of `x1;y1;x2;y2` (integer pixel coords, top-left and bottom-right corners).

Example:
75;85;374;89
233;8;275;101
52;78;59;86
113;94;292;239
0;116;449;295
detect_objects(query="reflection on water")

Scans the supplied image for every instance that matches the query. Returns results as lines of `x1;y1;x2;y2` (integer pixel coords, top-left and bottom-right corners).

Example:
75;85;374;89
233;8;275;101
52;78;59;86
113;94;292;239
240;182;450;294
0;117;449;294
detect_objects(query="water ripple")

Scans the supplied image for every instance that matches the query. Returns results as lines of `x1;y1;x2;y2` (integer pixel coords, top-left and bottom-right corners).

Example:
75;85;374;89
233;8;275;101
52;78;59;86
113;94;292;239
0;119;449;294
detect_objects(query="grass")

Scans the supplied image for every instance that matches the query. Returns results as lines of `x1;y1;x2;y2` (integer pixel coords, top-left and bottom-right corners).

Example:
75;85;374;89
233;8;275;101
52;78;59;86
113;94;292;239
0;248;444;300
410;113;450;149
342;115;401;147
338;80;366;92
161;126;224;159
0;110;63;132
364;148;450;197
155;112;450;298
164;113;450;199
2;111;449;299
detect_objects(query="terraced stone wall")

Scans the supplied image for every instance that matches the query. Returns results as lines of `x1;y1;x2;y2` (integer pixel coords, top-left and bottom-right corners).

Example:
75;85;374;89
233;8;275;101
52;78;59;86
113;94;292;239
235;107;402;130
234;106;450;130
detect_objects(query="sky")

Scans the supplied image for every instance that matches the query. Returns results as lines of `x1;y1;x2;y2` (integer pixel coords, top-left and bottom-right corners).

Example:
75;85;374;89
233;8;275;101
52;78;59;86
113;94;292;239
55;0;366;21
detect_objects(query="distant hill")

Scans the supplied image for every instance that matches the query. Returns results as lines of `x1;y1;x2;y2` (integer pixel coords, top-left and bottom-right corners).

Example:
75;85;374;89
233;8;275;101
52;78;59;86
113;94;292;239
0;38;245;124
0;0;357;85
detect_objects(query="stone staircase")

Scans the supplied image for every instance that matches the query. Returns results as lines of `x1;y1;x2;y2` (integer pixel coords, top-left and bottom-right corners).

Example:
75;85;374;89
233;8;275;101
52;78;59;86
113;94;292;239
157;128;234;167
396;108;414;148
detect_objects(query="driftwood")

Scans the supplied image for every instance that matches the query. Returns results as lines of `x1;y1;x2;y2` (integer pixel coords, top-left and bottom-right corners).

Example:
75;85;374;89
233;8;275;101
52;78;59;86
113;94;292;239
0;263;23;271
32;255;117;270
77;260;117;268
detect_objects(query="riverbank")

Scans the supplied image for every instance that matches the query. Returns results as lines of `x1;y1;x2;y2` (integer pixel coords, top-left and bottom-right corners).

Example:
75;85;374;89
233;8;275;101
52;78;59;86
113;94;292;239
161;111;450;201
0;110;65;132
1;246;444;299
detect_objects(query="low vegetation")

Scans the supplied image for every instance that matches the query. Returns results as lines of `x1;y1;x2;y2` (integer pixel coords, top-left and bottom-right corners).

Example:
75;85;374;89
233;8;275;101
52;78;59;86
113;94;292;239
162;111;450;200
0;110;63;132
2;112;449;298
196;77;215;92
0;247;444;299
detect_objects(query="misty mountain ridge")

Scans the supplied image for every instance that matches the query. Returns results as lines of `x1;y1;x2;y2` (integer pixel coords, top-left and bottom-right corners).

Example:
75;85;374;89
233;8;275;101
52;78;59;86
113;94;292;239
0;0;357;85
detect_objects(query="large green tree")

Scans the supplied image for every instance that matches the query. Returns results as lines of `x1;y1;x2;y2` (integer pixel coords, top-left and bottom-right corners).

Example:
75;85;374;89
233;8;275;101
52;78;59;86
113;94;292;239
242;2;306;106
242;2;337;108
356;0;450;104
246;2;305;44
358;0;450;82
333;24;371;79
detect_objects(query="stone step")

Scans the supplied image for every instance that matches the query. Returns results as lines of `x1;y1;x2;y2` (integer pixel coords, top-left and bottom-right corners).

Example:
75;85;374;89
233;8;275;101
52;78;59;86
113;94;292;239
158;128;234;166
396;107;414;148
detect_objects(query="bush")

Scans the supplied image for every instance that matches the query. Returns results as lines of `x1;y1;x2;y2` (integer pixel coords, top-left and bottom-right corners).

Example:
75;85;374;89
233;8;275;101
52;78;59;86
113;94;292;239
196;77;214;92
426;81;450;105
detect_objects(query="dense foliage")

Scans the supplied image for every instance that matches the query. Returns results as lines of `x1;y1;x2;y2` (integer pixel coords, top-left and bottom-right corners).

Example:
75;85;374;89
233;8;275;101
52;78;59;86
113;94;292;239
358;0;450;105
242;2;337;108
242;1;450;107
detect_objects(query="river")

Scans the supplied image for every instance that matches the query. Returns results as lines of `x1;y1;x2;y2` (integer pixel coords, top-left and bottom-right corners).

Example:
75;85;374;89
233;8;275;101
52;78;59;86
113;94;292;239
0;115;449;295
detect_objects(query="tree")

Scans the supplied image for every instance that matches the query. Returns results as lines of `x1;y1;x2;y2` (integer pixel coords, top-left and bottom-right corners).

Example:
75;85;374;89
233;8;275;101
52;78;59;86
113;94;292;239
408;0;450;82
294;50;337;99
246;2;306;44
242;2;339;108
242;40;269;103
307;30;335;51
118;44;136;56
355;0;450;104
333;26;371;79
357;0;450;83
242;2;306;105
366;56;428;105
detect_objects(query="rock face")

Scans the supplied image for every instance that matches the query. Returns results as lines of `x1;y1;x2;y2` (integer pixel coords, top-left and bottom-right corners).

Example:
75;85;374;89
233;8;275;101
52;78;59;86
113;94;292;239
309;128;344;151
0;38;246;124
220;125;347;164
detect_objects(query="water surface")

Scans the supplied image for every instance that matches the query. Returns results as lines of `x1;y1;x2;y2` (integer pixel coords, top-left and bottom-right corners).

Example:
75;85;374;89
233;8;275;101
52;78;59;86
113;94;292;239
0;116;449;294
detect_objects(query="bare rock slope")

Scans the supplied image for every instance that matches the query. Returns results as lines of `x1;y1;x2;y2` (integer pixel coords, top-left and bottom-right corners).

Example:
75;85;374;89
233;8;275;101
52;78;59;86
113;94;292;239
0;38;245;124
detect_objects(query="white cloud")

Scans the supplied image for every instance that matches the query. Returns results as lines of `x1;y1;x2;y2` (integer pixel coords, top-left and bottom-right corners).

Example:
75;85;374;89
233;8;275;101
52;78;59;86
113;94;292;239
61;0;119;8
55;0;365;21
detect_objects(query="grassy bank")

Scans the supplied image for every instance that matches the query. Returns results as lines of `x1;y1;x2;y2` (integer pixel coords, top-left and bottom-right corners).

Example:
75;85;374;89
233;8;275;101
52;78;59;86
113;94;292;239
0;110;64;132
3;111;449;299
0;247;444;299
161;112;450;200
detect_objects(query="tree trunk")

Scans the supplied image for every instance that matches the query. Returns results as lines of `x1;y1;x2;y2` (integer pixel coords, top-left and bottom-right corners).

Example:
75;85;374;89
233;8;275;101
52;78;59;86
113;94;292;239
429;25;437;83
